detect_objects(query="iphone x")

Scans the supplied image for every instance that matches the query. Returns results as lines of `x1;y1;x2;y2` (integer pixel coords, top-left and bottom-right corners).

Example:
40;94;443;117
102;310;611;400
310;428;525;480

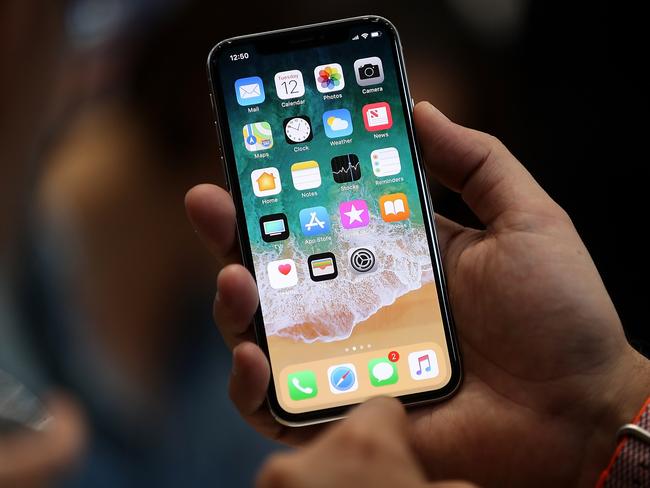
207;16;461;425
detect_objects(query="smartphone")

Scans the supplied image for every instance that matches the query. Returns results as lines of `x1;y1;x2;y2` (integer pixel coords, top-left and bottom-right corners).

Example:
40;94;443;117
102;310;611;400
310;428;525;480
207;16;461;425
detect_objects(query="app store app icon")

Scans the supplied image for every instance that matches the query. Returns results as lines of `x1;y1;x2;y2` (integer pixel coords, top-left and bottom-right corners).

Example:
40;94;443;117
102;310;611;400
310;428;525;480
299;206;330;236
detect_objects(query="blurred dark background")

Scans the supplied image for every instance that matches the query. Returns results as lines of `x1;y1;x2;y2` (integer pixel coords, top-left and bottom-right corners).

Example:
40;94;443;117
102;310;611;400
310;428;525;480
1;0;646;486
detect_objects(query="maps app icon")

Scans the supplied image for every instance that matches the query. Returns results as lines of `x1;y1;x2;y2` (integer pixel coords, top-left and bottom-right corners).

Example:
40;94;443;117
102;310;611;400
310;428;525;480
243;122;273;152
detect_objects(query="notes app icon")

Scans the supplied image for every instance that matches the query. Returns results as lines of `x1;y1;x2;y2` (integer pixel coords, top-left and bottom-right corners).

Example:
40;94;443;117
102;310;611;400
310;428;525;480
408;350;439;380
291;161;321;190
379;193;410;222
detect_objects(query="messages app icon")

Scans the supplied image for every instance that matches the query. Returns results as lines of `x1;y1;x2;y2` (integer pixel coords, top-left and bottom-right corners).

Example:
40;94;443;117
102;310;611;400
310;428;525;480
368;358;398;387
235;76;265;106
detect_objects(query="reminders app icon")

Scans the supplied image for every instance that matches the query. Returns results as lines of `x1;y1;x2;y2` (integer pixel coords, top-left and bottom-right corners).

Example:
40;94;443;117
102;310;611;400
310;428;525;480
235;76;265;106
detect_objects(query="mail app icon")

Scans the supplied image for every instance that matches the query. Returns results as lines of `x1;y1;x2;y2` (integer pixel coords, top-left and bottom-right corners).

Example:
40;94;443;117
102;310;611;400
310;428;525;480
235;76;265;106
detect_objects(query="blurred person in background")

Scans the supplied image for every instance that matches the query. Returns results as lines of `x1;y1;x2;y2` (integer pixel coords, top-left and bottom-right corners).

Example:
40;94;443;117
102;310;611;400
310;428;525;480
0;1;86;487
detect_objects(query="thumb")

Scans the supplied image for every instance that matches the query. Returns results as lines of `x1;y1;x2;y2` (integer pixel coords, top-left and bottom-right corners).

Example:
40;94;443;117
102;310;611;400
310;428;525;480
414;102;565;230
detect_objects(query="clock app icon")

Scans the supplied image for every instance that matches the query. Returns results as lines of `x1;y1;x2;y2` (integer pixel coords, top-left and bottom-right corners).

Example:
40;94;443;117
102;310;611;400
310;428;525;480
283;115;313;144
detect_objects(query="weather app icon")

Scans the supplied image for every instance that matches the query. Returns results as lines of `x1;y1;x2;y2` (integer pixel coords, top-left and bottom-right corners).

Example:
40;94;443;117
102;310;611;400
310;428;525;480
323;109;353;138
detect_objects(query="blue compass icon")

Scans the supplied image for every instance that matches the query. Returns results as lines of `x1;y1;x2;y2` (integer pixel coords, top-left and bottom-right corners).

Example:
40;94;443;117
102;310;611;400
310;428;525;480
328;364;358;394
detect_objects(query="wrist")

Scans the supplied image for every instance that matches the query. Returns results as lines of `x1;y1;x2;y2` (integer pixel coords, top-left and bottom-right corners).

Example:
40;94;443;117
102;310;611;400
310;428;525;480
579;347;650;487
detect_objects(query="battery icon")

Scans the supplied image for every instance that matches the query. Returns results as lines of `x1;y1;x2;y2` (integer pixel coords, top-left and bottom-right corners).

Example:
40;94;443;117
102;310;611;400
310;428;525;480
370;31;381;38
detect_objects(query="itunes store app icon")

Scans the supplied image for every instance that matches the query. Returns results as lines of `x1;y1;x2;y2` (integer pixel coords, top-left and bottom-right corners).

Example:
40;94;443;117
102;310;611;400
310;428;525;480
267;259;298;289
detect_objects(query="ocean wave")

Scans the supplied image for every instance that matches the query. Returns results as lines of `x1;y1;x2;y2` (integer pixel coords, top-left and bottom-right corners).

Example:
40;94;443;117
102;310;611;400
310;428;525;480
254;221;434;343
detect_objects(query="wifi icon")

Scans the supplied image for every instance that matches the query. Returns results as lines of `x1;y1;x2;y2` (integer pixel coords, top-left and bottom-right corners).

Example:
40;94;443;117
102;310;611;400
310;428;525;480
361;33;369;39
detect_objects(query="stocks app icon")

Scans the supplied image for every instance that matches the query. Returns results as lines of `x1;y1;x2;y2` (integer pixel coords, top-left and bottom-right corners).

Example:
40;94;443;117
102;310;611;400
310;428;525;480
331;154;361;183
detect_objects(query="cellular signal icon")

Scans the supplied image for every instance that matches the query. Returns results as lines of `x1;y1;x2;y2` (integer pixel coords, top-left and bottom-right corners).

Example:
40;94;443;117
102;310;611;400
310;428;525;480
360;33;369;39
352;35;359;41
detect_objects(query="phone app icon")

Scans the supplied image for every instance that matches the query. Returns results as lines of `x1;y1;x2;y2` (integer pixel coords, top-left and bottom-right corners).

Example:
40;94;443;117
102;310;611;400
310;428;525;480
287;370;318;401
259;213;289;242
371;147;401;177
243;122;273;151
368;358;398;387
308;252;338;282
379;193;410;222
348;247;377;274
362;102;393;131
251;167;281;197
339;200;370;229
299;206;330;236
328;363;358;394
408;350;439;380
267;258;298;289
314;63;345;93
323;109;353;138
330;154;361;183
354;57;384;86
235;76;265;106
291;161;321;190
275;70;305;100
283;115;312;145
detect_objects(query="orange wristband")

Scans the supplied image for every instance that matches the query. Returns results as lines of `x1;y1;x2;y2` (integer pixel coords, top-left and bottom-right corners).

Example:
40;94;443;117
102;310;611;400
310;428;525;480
596;397;650;487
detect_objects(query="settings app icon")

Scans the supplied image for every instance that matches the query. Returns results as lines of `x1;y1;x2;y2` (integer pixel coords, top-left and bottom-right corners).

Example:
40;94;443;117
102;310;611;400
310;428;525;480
348;247;377;273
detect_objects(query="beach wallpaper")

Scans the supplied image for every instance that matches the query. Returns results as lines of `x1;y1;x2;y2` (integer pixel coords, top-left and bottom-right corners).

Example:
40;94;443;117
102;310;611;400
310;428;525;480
217;29;451;413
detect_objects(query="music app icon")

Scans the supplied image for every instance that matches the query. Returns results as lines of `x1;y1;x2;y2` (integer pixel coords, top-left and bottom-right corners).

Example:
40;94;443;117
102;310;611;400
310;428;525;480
408;350;439;380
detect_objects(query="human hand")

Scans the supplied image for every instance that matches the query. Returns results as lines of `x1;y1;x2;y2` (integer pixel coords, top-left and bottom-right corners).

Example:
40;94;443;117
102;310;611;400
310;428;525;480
0;394;85;488
185;102;650;487
256;397;473;488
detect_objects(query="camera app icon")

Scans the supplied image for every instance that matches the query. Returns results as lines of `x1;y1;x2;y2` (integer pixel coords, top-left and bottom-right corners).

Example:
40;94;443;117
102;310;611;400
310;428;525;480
354;57;384;86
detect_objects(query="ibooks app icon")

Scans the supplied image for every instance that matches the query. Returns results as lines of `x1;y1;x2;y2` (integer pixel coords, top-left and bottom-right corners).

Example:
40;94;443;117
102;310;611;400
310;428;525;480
379;193;410;222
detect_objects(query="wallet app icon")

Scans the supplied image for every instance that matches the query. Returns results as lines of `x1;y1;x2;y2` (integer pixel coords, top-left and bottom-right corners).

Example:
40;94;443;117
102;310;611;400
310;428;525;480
235;76;265;106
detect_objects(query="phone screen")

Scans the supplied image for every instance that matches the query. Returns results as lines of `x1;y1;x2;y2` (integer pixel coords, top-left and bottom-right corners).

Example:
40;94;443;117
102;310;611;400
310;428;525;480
209;18;459;422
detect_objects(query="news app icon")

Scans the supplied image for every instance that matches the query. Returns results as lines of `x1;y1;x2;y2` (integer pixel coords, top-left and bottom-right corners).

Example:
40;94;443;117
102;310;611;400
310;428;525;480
362;102;392;131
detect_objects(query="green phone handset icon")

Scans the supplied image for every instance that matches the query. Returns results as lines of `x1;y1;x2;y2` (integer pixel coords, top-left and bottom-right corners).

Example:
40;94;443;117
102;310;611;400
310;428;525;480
287;370;318;400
